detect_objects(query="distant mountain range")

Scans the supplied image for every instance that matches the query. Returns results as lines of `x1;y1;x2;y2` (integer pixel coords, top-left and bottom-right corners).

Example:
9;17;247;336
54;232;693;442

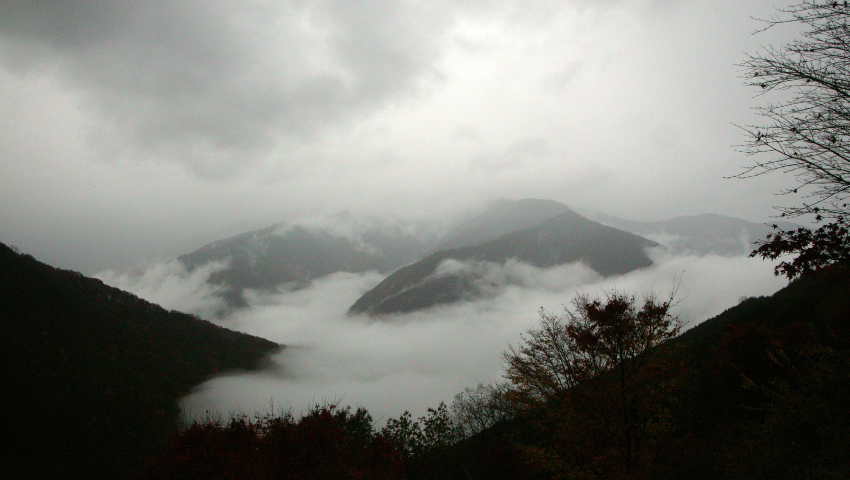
435;198;572;250
178;212;442;309
349;209;657;315
175;199;795;315
577;210;798;257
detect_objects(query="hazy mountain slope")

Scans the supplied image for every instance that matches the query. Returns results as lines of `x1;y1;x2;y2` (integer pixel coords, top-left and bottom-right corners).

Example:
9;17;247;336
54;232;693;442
177;200;787;316
579;210;799;256
0;242;280;479
349;211;658;315
179;213;441;309
437;198;571;250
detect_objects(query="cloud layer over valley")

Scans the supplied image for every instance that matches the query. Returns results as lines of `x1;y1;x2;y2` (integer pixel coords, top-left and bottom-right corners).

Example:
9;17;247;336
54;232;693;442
101;250;787;423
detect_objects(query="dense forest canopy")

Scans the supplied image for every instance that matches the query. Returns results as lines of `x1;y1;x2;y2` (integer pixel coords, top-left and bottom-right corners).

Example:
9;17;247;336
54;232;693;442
0;243;280;479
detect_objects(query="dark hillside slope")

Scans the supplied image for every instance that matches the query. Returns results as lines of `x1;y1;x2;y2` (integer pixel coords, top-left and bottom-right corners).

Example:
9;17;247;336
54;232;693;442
418;276;850;479
676;274;849;358
666;274;850;479
0;243;280;479
350;211;658;315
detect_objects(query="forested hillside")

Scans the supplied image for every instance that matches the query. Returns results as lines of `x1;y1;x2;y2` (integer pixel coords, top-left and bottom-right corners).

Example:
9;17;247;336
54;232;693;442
0;242;280;479
149;271;850;480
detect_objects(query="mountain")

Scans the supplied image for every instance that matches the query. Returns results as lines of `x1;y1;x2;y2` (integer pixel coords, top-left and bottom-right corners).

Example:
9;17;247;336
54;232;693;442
349;210;658;315
0;242;280;479
175;200;792;316
437;198;572;250
178;212;442;310
578;210;799;256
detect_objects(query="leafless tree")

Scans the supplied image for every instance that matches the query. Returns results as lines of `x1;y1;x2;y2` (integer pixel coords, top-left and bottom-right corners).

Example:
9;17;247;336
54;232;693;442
737;1;850;220
450;382;513;437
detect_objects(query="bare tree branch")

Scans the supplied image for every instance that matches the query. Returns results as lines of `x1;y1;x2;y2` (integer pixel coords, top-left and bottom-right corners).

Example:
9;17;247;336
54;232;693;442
734;1;850;219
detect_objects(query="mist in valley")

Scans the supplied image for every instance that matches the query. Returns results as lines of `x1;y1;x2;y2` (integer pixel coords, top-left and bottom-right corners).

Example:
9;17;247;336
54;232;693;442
99;247;787;424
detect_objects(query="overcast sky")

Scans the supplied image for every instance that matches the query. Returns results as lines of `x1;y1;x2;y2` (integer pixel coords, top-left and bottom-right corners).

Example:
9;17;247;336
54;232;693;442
0;0;802;274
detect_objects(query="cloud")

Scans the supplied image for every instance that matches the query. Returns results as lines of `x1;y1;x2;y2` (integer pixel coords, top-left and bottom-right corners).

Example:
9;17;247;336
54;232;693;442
0;0;451;176
0;1;807;277
172;251;787;424
95;259;230;319
429;258;603;297
0;0;707;180
540;60;586;93
468;137;553;175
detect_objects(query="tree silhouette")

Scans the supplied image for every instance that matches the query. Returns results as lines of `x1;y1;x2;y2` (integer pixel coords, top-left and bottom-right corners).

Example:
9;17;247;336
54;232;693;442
737;1;850;277
147;405;404;480
503;291;683;477
737;1;850;220
750;218;850;279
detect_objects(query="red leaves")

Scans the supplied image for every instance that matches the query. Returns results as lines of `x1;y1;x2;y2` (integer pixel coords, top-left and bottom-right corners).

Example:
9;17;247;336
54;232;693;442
146;406;404;480
751;219;850;279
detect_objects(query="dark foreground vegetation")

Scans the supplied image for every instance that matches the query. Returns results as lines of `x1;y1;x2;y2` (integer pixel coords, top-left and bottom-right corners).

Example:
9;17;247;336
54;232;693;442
146;272;850;480
0;242;280;479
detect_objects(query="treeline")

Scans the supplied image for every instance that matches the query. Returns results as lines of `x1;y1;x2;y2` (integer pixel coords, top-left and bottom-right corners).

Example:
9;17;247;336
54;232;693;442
148;405;404;479
148;273;850;479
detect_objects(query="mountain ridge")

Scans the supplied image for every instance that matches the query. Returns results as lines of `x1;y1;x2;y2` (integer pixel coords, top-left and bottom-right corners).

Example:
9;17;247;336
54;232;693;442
576;209;800;256
436;198;572;251
349;210;658;315
168;200;795;315
0;242;280;478
178;213;442;311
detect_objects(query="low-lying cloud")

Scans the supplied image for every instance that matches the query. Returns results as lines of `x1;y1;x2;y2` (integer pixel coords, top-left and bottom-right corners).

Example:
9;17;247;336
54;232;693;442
433;258;604;294
100;251;787;424
95;260;230;319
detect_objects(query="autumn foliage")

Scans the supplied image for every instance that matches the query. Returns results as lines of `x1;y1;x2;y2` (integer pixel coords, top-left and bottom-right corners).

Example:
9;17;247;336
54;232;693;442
503;291;685;478
146;405;403;480
751;219;850;280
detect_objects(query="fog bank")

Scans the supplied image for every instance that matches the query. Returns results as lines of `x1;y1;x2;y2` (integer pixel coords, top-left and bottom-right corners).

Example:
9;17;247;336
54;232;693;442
96;251;786;423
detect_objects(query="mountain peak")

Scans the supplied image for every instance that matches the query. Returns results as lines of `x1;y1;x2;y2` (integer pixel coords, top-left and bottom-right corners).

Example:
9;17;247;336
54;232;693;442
349;209;657;316
438;198;572;251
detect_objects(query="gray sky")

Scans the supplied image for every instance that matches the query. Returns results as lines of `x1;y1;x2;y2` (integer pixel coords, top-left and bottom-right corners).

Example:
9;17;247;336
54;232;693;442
0;0;801;274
